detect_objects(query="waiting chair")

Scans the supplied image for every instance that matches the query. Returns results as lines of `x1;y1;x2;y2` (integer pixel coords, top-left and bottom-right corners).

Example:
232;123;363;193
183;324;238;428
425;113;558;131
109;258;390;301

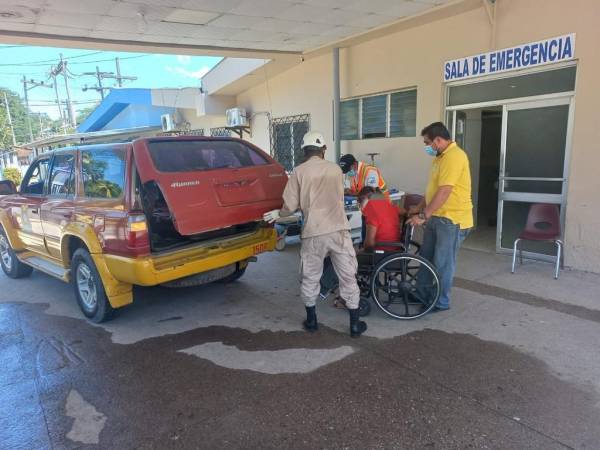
511;203;563;279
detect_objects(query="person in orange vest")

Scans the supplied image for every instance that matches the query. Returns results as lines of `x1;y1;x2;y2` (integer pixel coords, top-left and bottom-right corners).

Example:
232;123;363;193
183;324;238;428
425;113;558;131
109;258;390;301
339;154;387;196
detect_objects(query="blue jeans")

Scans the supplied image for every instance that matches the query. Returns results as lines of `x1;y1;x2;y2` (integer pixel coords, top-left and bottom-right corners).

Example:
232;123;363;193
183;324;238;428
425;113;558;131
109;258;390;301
418;216;470;309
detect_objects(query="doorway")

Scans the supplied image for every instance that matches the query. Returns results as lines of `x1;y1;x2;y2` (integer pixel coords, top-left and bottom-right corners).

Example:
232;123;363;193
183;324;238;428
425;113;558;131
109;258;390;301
446;66;575;261
452;107;502;252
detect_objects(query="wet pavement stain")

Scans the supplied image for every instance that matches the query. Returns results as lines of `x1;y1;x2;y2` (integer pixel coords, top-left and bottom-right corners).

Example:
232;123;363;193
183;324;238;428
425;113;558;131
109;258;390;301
179;342;355;374
455;277;600;324
157;316;184;323
1;301;599;449
36;337;85;377
65;389;107;445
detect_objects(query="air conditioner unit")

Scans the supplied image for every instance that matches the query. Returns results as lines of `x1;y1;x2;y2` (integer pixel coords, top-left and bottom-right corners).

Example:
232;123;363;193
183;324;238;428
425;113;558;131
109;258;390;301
161;114;176;132
226;108;248;128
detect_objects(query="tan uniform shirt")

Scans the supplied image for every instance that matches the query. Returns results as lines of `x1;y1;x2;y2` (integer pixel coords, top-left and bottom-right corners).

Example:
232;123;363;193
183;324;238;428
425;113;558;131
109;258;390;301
281;156;350;239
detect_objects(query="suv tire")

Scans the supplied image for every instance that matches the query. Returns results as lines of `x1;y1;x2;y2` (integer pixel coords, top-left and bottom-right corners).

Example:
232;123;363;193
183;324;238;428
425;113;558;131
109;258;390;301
72;248;115;323
218;265;247;283
0;228;33;279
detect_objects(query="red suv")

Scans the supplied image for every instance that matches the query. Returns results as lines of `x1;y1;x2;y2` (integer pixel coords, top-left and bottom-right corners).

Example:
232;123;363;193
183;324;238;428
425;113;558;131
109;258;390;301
0;137;287;322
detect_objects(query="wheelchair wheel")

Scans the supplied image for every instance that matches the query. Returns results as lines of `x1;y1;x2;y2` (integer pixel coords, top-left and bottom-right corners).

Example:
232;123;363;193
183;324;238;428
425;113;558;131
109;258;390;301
407;240;421;255
370;253;440;320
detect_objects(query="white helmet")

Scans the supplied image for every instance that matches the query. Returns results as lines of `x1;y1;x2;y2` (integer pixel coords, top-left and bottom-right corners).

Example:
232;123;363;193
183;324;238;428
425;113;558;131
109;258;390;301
301;131;326;149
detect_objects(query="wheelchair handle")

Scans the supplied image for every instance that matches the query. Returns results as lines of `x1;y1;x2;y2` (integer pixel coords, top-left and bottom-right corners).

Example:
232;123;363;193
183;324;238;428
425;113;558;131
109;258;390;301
403;223;415;249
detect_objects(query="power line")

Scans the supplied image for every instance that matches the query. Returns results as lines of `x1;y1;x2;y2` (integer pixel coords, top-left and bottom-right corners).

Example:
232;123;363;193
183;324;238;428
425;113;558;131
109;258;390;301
0;51;104;67
69;54;149;65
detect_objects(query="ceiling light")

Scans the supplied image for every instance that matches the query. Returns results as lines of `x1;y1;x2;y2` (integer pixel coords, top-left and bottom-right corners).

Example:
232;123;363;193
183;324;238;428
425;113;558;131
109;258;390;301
162;9;220;26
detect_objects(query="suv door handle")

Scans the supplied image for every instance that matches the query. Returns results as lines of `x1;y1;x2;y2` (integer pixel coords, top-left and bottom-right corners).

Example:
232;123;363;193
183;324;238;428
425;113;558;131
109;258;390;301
31;208;38;214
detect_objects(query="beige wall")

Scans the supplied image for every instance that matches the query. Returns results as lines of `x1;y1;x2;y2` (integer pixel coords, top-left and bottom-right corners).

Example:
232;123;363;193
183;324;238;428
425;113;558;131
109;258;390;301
180;110;227;135
206;0;600;272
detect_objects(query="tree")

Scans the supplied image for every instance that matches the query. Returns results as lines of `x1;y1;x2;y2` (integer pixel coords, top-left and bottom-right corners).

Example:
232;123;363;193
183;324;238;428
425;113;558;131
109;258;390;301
0;87;45;146
76;104;99;125
2;167;22;186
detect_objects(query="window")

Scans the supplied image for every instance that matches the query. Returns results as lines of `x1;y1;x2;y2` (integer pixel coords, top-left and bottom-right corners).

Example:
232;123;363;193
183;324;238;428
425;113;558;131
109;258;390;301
210;127;232;137
341;89;417;140
448;66;576;106
390;90;417;137
270;114;310;172
340;99;359;140
361;95;387;138
148;140;268;172
48;153;75;197
20;158;50;195
82;149;126;199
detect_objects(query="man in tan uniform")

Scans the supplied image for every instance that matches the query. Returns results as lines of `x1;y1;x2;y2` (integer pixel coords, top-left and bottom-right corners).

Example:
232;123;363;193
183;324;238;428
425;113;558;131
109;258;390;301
264;131;367;338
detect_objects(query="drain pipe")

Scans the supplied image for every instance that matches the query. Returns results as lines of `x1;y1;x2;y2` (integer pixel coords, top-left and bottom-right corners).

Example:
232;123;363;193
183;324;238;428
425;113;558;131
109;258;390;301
333;47;341;163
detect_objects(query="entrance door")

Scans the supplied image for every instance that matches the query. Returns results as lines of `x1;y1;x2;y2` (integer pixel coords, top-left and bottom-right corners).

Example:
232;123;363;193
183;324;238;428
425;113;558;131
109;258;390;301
497;97;572;258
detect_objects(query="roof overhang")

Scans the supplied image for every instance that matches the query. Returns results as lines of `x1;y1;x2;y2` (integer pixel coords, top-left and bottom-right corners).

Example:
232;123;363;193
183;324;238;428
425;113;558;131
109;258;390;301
0;0;474;57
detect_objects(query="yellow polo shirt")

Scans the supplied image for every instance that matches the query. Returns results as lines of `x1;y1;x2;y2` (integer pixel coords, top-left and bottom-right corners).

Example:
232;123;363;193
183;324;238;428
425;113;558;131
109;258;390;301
425;142;473;229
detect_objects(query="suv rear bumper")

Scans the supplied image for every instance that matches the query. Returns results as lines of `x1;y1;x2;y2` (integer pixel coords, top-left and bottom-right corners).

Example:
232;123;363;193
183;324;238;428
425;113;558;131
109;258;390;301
101;227;276;287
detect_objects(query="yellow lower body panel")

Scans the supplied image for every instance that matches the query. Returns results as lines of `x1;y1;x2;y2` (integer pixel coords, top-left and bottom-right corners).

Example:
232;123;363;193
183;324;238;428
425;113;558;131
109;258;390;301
102;228;276;288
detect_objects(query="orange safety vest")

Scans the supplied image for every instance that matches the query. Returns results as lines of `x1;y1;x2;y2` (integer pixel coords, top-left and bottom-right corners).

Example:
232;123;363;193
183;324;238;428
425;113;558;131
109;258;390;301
350;161;388;196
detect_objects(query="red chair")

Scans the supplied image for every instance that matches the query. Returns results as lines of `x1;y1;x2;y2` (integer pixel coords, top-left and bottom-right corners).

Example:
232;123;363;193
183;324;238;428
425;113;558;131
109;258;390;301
511;203;563;279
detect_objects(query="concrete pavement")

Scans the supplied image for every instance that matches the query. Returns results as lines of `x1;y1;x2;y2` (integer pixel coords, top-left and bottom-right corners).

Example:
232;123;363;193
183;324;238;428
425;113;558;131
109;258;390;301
1;243;599;449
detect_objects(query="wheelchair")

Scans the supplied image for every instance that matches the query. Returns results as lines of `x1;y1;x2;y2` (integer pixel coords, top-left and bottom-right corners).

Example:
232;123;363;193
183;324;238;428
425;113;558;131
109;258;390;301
320;224;441;320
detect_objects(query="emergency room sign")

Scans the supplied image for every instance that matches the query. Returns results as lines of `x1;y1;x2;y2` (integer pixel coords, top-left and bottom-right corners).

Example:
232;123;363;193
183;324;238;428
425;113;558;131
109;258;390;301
443;34;575;82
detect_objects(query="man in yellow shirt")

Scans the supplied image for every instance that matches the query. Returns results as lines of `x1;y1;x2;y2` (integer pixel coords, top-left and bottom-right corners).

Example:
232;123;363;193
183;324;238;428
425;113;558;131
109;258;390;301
407;122;473;311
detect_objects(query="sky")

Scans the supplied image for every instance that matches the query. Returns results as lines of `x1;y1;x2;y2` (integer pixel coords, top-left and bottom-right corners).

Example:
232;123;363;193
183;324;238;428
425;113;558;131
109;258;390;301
0;44;222;120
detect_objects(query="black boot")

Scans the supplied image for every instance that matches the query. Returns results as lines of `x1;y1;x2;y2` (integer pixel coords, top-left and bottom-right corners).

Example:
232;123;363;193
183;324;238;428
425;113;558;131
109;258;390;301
303;306;318;332
349;308;367;338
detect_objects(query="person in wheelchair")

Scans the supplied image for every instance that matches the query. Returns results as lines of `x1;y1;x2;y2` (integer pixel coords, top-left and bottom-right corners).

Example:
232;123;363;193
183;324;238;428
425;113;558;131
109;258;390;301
359;187;405;252
321;186;405;308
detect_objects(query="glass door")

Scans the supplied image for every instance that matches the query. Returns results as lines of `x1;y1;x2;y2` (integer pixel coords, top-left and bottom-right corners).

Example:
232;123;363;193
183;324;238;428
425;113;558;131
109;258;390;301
497;97;572;258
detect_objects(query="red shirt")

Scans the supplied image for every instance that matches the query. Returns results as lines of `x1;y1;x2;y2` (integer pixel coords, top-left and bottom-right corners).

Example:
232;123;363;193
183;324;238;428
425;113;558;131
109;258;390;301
362;199;401;247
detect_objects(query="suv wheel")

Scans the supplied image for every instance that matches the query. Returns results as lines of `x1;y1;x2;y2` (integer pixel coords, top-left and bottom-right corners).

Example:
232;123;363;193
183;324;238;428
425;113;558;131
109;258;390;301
72;248;115;323
218;266;247;283
0;229;33;279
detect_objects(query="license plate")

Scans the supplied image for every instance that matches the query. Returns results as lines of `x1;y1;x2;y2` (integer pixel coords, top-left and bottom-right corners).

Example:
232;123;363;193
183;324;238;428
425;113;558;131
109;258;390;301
252;242;268;255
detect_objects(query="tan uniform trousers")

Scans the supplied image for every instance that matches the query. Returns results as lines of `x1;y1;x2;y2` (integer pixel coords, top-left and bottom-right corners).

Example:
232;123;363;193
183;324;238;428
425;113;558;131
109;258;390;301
300;230;360;309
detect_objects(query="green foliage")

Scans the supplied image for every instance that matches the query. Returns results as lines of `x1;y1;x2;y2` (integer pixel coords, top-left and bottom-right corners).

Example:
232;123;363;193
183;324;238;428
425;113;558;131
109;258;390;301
0;87;49;147
2;167;22;186
76;104;98;125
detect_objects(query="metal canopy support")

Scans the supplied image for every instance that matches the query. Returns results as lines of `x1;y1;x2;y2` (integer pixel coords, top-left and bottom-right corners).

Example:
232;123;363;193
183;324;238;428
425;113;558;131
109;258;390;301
333;47;341;163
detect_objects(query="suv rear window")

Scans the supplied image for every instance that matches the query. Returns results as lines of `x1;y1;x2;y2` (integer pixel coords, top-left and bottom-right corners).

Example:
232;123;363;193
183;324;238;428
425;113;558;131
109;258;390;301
148;140;268;172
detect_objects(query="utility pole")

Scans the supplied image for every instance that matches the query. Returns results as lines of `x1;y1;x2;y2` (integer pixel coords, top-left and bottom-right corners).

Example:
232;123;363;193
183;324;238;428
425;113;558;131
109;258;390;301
115;57;123;87
96;66;105;99
51;74;66;132
22;76;33;142
82;66;114;99
38;112;43;139
22;77;53;142
114;57;137;87
60;54;76;128
2;91;16;146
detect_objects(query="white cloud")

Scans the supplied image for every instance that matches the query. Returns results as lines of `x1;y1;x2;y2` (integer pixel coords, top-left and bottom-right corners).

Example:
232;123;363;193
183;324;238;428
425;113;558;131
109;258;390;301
176;55;191;64
166;65;210;80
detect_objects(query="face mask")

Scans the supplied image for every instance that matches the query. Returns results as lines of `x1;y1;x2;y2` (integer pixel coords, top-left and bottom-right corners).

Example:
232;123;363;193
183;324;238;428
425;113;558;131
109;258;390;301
347;169;356;177
424;145;437;157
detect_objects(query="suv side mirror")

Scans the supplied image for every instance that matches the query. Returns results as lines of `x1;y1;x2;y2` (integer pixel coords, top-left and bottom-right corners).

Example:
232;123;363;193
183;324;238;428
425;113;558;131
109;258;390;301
0;180;17;195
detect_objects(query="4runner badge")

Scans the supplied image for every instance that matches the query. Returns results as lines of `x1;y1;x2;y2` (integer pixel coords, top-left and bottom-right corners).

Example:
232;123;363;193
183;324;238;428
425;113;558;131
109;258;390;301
171;180;200;188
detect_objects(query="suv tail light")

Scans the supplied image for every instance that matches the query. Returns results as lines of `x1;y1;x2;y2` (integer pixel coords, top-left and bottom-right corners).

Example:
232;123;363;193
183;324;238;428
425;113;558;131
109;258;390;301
125;214;150;256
